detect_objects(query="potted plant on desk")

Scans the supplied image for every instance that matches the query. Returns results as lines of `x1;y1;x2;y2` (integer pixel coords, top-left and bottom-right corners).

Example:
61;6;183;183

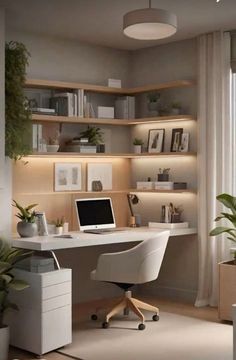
0;239;32;360
210;193;236;320
12;200;38;238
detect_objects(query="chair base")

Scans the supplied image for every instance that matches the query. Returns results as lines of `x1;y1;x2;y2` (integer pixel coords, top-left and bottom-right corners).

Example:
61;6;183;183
100;291;159;328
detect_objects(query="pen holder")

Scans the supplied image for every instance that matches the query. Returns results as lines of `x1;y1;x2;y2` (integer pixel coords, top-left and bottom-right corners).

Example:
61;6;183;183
129;216;136;227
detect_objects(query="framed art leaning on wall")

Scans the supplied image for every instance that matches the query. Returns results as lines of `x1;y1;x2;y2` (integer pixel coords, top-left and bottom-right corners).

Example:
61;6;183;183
54;163;82;191
147;129;165;153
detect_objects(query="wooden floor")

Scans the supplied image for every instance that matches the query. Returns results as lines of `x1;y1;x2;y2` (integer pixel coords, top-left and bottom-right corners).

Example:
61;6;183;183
8;296;220;360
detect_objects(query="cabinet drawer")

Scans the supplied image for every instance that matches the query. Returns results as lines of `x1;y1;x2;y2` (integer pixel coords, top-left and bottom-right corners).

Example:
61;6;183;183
42;294;71;312
42;281;71;300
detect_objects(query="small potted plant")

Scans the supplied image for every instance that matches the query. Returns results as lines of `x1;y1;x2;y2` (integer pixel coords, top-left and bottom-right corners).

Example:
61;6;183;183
147;92;160;116
46;135;60;153
157;168;171;181
0;239;32;360
171;101;182;115
133;138;144;154
53;216;65;235
12;200;38;238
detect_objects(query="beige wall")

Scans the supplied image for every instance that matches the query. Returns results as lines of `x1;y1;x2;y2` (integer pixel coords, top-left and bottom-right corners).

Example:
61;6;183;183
7;28;198;302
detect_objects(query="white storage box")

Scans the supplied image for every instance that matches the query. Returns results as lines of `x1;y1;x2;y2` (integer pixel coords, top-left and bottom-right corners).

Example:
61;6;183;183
149;222;189;229
154;181;174;190
97;106;114;119
108;78;121;88
137;181;154;190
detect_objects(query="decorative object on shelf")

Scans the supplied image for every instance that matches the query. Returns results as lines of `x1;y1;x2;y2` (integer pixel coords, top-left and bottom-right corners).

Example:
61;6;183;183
147;92;160;116
154;181;173;190
133;138;144;154
54;163;82;191
108;79;121;88
173;182;187;190
179;133;189;152
0;239;31;360
92;180;103;191
209;193;236;320
64;138;97;153
87;163;112;191
157;168;170;182
148;128;165;153
97;106;114;119
5;41;32;160
80;126;104;145
53;217;65;235
35;211;48;236
161;202;183;223
127;194;140;227
123;0;177;40
137;181;154;190
170;128;183;152
46;131;60;152
12;200;38;238
171;101;182;115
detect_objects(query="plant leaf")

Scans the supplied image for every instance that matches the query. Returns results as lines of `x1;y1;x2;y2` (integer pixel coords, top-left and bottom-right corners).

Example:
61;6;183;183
209;226;236;237
216;193;236;214
9;279;29;291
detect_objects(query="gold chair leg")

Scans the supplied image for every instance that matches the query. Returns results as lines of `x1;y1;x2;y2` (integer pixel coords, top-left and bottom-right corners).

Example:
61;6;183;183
127;298;145;323
132;298;159;314
105;298;127;322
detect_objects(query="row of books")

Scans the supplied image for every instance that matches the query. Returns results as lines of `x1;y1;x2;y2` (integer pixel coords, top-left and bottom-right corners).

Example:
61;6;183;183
50;89;84;117
32;124;45;152
115;96;135;119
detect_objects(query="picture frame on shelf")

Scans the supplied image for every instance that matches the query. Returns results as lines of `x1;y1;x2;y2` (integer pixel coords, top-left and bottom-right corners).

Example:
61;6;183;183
54;163;82;191
170;128;183;152
147;129;165;153
179;133;189;152
87;163;112;191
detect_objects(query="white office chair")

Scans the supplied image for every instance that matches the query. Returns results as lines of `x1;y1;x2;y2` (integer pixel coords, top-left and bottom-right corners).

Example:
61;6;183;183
90;231;170;330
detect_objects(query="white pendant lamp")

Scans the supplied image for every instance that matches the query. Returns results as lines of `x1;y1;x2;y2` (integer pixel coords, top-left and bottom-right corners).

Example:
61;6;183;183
123;0;177;40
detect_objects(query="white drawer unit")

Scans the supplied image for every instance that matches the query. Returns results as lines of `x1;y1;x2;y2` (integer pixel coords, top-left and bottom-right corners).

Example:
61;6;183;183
6;268;72;356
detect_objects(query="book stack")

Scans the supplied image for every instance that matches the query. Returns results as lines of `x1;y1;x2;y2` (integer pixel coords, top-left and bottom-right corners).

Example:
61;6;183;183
50;89;84;117
115;96;135;119
32;124;45;152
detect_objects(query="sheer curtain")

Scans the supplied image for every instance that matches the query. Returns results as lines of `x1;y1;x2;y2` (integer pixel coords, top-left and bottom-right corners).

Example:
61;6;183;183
196;31;232;307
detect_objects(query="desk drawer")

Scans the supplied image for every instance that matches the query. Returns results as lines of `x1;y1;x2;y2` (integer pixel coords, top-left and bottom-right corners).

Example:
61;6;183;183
42;294;71;312
42;282;71;300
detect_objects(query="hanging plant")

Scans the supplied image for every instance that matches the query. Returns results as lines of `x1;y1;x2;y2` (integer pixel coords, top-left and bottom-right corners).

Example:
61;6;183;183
5;41;32;160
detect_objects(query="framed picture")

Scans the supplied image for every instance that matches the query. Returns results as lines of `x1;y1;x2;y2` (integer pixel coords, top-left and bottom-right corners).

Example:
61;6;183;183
87;163;112;191
54;163;82;191
148;129;165;153
179;133;189;152
170;128;183;152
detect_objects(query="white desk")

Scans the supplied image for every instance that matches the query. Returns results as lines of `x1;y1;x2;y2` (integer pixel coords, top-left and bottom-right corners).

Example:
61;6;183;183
12;226;197;251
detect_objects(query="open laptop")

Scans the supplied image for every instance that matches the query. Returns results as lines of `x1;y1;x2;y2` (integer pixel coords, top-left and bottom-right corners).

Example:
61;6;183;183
75;197;125;234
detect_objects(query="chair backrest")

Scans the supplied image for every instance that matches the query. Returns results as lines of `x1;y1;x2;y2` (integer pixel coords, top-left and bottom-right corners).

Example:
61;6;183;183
132;231;169;283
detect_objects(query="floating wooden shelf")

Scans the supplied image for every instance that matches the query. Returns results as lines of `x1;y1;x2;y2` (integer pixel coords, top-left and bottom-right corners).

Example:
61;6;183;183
25;78;195;95
32;114;196;125
129;189;196;194
27;151;197;159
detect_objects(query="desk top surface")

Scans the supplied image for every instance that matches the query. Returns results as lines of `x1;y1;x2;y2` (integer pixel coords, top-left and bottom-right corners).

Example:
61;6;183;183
12;226;197;251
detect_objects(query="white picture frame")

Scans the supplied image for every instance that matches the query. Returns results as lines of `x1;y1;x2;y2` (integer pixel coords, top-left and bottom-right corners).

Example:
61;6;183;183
87;163;112;191
148;129;165;153
179;133;189;152
54;163;82;191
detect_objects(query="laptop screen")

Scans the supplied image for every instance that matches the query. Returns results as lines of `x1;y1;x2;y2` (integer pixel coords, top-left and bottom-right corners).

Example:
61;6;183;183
75;197;116;231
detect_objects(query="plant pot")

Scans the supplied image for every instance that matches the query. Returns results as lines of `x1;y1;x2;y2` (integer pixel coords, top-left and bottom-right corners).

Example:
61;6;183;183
46;145;59;152
55;226;63;235
17;221;38;238
133;145;142;154
157;174;169;182
0;325;9;360
219;260;236;321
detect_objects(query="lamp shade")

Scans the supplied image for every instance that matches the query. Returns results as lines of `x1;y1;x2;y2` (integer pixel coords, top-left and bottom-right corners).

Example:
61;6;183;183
123;8;177;40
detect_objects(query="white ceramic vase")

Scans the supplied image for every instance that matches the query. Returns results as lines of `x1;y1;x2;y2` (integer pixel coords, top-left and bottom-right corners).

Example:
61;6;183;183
55;226;63;235
133;145;142;154
0;325;9;360
17;221;38;238
46;145;59;152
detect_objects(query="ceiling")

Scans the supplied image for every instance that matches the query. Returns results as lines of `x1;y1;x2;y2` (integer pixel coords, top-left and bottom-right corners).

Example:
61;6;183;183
1;0;236;50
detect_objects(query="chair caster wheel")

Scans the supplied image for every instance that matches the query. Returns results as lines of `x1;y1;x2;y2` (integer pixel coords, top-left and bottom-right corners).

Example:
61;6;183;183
138;323;145;330
102;321;109;329
152;314;159;321
91;314;98;321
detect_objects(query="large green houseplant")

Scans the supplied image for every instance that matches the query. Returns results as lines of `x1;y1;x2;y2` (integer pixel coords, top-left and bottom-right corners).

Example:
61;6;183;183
0;239;32;359
210;193;236;253
5;41;32;160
